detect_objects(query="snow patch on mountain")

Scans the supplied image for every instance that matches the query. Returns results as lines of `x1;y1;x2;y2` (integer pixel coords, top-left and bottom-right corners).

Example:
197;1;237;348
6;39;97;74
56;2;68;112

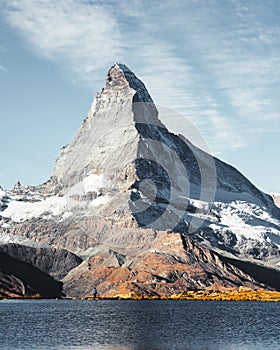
2;195;69;222
0;232;50;248
211;201;280;243
0;174;112;225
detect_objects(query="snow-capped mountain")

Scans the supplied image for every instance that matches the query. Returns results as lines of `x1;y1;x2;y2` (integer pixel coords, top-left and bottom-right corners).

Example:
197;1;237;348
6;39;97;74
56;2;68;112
0;64;279;296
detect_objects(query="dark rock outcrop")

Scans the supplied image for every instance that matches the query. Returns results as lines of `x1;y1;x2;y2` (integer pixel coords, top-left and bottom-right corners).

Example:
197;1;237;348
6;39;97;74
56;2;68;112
0;244;82;280
0;252;63;298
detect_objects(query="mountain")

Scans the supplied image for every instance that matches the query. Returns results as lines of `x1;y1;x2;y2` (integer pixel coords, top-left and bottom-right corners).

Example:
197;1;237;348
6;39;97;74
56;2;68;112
0;63;280;297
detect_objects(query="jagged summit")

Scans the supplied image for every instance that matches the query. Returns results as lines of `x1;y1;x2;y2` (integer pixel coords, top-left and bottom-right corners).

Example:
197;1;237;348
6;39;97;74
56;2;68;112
104;63;153;103
105;63;131;91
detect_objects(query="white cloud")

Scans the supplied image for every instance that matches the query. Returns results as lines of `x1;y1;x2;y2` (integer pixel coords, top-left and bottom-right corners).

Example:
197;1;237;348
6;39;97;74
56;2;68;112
2;0;123;80
1;0;280;156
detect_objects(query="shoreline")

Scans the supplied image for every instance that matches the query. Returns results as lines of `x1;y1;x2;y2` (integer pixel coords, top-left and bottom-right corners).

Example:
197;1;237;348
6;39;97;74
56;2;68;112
1;289;280;302
88;289;280;302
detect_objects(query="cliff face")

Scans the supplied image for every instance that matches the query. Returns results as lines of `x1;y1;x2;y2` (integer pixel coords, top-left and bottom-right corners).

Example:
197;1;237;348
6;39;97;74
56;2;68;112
0;244;82;298
51;67;140;194
0;64;280;297
0;244;82;280
0;252;64;298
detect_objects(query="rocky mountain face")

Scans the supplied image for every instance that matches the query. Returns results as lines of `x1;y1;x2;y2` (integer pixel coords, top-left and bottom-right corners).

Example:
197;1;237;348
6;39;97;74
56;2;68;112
0;244;82;280
0;64;280;297
63;231;277;298
0;244;81;298
0;252;64;298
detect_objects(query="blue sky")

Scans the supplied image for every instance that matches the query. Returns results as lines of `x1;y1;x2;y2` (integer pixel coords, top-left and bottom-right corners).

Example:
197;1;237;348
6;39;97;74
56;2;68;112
0;0;280;193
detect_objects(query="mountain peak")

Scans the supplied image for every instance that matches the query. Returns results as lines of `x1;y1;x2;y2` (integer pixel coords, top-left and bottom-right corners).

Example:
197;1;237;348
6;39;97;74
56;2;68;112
105;63;130;91
105;63;153;102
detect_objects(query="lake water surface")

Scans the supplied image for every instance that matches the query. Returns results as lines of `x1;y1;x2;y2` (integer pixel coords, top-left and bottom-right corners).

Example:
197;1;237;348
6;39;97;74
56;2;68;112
0;299;279;350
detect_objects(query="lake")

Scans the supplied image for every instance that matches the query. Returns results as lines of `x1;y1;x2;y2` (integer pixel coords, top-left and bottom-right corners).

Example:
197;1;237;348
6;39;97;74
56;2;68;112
0;299;279;350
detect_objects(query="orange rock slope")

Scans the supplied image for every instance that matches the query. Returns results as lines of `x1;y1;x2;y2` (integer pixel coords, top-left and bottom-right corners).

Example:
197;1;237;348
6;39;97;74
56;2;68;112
62;232;278;298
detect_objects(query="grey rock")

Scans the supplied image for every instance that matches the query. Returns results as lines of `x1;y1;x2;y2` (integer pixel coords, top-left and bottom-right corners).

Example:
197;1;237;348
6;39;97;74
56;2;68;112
0;251;64;298
0;243;82;280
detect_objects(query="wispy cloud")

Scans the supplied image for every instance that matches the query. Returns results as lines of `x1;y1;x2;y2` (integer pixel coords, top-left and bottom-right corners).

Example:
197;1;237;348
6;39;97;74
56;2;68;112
0;65;7;72
2;0;123;81
1;0;280;156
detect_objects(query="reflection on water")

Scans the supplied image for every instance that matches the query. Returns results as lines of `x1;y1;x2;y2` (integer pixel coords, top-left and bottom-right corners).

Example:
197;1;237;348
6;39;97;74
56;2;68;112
0;299;279;350
57;347;131;350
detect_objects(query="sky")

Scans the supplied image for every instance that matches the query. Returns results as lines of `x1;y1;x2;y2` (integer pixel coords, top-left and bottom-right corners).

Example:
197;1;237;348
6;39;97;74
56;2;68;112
0;0;280;193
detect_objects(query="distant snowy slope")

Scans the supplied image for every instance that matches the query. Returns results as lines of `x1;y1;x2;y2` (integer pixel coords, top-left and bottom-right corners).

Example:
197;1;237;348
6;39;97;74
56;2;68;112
209;200;280;261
